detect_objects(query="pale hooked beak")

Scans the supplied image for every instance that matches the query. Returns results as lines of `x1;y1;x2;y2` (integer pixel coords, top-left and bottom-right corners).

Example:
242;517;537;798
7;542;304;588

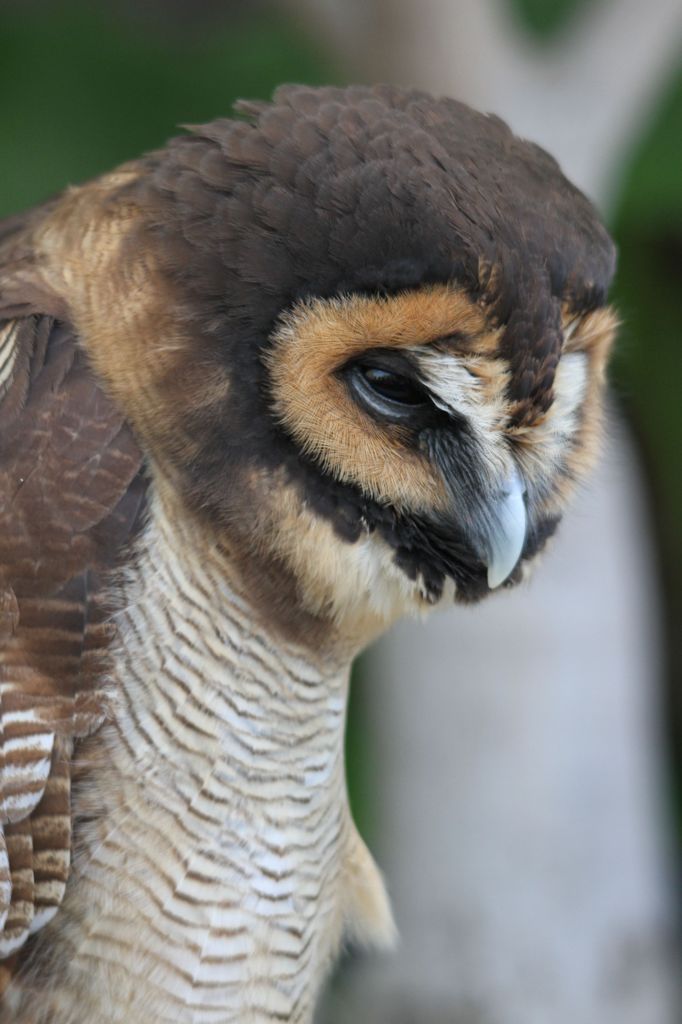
485;467;527;589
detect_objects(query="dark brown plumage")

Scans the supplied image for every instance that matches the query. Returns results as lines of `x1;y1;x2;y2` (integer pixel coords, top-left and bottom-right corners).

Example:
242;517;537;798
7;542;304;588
0;315;144;957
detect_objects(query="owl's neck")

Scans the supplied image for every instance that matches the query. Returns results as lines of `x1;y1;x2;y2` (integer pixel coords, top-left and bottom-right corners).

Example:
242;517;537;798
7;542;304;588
115;486;352;799
28;487;393;1024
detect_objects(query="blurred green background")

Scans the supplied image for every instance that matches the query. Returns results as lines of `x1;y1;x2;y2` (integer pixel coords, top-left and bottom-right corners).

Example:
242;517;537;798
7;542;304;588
0;0;679;872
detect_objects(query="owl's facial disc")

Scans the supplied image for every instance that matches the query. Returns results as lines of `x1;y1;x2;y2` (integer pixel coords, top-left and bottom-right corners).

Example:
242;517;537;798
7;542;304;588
265;284;615;622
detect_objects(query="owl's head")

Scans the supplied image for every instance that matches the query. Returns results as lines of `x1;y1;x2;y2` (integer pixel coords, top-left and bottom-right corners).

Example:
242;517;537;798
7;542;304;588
47;85;617;645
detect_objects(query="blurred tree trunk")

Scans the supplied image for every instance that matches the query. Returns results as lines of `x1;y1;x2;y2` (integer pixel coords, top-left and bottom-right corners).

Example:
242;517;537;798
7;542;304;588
277;1;682;1020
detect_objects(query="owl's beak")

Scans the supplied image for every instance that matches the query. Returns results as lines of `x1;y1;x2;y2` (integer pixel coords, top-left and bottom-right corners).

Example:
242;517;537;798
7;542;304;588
484;468;527;589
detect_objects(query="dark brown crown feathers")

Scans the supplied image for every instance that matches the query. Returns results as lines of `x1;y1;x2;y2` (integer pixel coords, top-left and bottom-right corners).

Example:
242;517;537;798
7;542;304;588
135;83;615;425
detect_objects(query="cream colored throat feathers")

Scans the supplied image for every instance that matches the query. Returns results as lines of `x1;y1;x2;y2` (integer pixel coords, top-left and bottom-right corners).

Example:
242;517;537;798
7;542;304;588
10;488;394;1024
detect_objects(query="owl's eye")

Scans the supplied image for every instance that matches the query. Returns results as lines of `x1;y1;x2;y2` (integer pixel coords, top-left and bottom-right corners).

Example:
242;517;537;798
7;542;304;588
344;356;431;423
361;366;428;406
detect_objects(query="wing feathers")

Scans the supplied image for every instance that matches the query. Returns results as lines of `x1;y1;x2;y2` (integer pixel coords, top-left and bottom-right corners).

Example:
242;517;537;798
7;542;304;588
0;819;34;957
0;301;145;965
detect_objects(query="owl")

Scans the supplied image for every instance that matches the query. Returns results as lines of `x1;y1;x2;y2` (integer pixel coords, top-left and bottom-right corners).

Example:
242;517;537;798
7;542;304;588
0;85;616;1023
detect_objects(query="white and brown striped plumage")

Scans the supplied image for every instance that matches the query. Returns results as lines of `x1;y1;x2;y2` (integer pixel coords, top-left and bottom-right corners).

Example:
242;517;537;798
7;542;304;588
0;85;616;1022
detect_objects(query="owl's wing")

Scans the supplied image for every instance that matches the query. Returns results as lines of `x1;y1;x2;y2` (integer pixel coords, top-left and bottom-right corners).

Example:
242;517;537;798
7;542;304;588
0;253;145;961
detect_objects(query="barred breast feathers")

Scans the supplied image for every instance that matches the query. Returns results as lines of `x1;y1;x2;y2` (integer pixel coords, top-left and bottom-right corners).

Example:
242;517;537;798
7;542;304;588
6;482;394;1023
